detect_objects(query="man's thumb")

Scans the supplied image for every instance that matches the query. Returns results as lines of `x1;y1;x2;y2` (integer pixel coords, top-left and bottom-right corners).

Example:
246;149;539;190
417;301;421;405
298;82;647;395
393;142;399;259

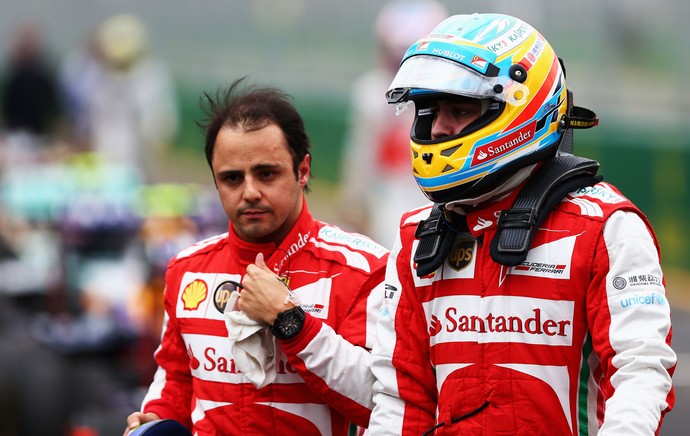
254;252;268;269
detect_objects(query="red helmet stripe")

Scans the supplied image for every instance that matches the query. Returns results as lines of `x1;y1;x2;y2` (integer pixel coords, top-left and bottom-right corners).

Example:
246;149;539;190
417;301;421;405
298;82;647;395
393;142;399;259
505;55;561;132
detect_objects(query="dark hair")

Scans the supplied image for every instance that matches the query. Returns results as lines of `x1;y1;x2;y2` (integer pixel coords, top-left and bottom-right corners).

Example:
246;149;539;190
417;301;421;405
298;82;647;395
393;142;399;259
198;77;312;192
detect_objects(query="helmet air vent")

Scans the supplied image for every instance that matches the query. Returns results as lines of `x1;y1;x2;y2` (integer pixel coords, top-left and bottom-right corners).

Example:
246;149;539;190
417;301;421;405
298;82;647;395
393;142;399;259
441;145;460;157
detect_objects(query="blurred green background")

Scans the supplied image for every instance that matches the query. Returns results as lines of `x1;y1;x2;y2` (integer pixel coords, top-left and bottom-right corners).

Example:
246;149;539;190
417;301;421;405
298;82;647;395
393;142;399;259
1;0;689;268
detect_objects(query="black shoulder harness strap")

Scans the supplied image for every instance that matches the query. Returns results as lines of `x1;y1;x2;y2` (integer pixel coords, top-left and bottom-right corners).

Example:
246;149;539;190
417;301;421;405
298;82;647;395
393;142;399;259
413;152;602;276
413;202;455;278
490;153;602;266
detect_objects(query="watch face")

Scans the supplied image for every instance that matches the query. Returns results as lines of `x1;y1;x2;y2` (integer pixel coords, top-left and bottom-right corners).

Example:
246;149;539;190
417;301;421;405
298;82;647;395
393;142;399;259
272;307;305;340
281;315;302;336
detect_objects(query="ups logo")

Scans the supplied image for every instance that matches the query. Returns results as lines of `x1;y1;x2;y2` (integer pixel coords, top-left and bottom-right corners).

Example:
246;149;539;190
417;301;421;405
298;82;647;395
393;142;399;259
213;281;241;313
447;238;475;271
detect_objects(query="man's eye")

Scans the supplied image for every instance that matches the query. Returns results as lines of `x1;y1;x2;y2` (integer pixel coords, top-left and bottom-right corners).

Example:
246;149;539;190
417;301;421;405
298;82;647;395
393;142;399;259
260;170;275;179
222;174;241;184
451;107;469;118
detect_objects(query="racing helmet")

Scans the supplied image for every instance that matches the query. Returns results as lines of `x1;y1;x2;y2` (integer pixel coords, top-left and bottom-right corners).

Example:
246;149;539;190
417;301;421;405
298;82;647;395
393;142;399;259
387;13;572;203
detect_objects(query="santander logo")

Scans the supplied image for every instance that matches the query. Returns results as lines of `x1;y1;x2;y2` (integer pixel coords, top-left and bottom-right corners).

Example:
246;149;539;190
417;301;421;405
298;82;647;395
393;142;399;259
424;295;574;346
471;121;536;166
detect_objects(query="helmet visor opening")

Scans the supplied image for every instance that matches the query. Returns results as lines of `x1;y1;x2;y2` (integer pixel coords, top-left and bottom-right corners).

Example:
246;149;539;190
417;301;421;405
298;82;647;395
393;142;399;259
411;97;504;143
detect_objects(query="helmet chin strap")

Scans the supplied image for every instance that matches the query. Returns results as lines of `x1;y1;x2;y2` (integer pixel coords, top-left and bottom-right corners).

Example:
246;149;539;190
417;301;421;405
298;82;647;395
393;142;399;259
444;164;537;212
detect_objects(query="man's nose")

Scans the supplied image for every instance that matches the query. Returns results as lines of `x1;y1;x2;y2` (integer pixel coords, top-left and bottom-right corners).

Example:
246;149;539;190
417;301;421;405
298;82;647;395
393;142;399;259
242;178;262;201
431;111;457;139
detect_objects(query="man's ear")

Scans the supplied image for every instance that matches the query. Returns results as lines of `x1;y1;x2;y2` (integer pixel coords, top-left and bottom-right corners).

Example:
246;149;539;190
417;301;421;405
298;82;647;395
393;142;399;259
297;154;311;187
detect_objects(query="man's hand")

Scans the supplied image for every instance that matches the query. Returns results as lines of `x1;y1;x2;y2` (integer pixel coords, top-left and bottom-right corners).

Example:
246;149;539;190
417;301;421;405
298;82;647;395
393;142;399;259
238;253;297;325
123;412;160;435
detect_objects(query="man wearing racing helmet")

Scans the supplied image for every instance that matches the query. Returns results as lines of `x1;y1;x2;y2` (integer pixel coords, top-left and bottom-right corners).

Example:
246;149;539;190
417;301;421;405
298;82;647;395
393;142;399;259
369;13;675;435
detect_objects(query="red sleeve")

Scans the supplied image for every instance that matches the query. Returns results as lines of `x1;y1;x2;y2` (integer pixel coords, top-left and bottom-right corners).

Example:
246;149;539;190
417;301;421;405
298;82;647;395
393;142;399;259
141;268;194;429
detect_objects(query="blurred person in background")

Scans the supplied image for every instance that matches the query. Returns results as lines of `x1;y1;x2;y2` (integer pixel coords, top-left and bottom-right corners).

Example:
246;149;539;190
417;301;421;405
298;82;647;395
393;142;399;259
58;29;104;151
0;20;61;167
369;13;676;435
60;13;179;181
338;0;447;248
125;78;388;435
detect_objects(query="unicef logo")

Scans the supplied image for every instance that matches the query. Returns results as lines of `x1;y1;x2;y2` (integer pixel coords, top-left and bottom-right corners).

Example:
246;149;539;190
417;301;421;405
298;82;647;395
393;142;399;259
612;277;627;290
620;292;667;308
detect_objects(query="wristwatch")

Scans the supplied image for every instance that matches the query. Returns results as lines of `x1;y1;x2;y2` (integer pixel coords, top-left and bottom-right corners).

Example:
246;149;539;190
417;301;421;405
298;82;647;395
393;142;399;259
270;306;306;340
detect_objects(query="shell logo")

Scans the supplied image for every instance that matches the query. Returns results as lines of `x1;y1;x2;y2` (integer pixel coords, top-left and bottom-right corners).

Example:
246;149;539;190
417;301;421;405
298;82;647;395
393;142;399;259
182;279;208;310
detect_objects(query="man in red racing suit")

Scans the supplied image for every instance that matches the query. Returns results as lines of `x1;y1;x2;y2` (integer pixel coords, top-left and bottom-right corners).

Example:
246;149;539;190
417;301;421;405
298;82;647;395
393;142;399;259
125;78;388;435
370;183;675;435
368;12;675;436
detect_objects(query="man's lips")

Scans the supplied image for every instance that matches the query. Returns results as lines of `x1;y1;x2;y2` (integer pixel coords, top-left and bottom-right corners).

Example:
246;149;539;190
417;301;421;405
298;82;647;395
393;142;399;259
240;209;269;219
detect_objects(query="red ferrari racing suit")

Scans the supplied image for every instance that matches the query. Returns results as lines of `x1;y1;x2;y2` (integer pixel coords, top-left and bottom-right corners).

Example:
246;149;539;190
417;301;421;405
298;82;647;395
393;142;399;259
142;202;388;435
370;181;675;435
